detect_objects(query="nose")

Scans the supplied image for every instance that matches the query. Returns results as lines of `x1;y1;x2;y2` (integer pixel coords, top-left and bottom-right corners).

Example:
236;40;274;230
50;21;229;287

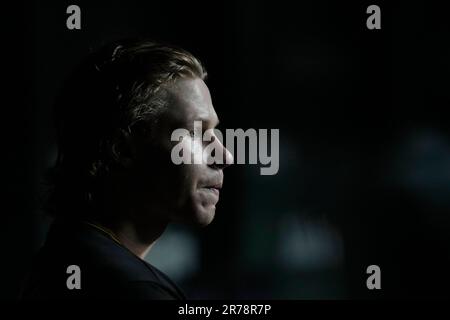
208;134;234;170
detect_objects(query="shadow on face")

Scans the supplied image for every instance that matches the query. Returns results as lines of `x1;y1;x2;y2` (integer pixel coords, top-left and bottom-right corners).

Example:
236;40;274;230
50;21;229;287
125;77;233;227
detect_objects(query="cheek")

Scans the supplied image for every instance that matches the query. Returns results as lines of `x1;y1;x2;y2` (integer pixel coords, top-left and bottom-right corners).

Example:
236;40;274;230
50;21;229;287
164;163;202;212
178;136;207;165
166;137;204;192
192;137;207;164
174;165;219;221
133;136;206;212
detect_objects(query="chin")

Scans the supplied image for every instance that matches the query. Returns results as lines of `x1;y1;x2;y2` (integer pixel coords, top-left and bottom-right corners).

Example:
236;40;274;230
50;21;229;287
195;206;216;227
173;203;216;227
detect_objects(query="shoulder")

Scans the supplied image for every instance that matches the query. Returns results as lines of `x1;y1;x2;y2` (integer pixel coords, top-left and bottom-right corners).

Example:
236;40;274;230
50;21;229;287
117;281;183;300
21;220;185;300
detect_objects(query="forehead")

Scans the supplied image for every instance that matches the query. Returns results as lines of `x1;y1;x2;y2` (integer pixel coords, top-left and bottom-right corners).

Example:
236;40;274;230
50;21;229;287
163;78;218;126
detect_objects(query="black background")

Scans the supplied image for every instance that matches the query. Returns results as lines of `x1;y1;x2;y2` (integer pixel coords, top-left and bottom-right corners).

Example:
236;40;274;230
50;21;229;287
2;0;450;299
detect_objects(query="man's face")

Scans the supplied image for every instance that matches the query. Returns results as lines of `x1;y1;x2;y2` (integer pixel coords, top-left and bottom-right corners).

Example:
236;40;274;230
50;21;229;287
128;77;233;227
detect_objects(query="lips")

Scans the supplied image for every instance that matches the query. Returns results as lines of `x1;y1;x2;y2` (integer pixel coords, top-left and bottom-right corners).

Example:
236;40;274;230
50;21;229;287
200;177;223;200
207;187;220;196
210;182;222;190
203;182;222;195
201;172;223;191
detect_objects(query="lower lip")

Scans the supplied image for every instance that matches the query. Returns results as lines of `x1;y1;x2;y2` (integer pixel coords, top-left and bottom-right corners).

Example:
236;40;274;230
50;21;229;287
201;187;220;196
207;188;220;196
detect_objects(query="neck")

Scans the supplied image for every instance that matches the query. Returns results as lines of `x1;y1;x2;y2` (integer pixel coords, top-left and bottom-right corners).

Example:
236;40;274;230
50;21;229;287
109;219;168;259
94;179;170;259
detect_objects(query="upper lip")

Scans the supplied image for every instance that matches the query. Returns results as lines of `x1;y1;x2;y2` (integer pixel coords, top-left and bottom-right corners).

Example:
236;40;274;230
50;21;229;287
203;173;223;189
210;183;222;189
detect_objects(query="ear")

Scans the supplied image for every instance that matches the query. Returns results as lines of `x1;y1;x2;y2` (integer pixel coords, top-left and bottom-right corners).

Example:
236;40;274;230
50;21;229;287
110;128;136;169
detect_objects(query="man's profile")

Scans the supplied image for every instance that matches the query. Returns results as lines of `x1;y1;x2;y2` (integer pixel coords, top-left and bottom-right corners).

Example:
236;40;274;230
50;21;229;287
20;39;233;299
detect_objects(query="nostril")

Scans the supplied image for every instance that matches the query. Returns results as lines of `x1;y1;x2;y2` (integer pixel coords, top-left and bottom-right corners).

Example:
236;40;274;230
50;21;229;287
225;149;234;166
